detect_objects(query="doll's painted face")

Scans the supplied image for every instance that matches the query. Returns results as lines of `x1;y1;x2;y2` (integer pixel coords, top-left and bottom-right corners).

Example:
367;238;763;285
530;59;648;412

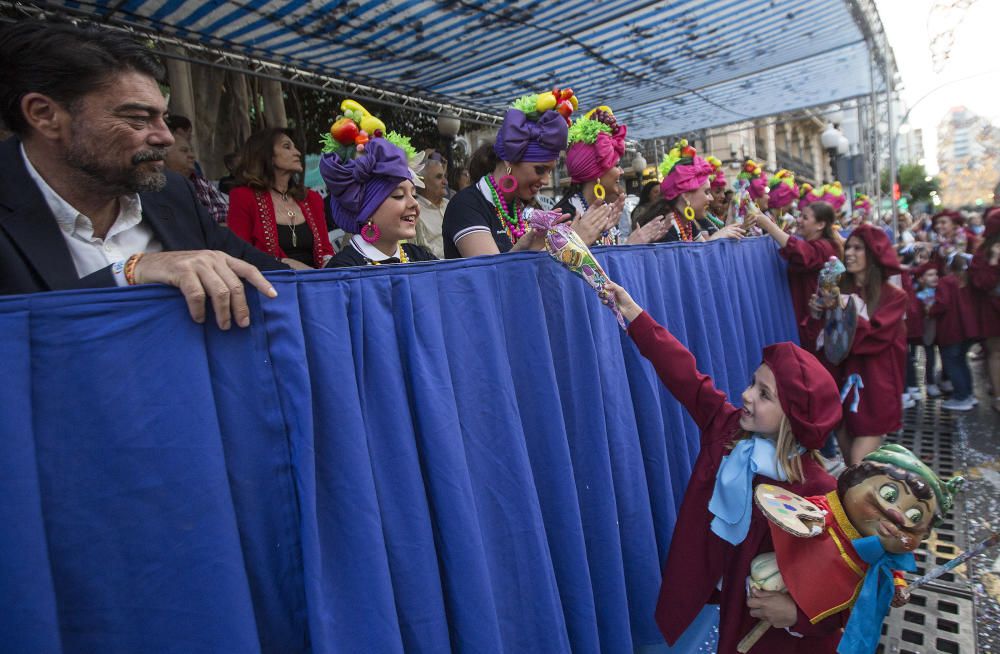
841;464;938;554
739;363;784;437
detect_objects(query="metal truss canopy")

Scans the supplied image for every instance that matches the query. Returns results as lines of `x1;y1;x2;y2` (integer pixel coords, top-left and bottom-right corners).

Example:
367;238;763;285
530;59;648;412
19;0;892;139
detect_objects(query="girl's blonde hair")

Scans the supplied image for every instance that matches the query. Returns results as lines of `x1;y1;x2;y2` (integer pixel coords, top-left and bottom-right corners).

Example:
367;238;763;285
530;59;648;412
774;415;824;483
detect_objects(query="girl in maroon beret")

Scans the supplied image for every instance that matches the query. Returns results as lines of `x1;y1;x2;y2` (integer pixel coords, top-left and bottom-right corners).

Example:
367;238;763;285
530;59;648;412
804;224;908;465
756;201;844;353
969;208;1000;413
598;280;843;654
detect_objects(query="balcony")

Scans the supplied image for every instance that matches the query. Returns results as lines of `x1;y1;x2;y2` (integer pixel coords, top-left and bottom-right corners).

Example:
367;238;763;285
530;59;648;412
775;148;818;185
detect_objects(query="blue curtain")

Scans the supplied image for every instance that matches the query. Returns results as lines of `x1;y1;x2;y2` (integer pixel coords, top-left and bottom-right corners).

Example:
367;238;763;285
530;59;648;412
0;237;796;653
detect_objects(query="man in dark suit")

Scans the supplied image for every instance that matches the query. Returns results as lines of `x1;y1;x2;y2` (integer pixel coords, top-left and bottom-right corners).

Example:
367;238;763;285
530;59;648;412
0;21;288;329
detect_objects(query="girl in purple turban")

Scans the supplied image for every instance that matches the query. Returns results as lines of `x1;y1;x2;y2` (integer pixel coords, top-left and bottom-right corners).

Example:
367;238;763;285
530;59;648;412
320;122;437;267
555;106;668;246
654;140;745;242
442;88;620;258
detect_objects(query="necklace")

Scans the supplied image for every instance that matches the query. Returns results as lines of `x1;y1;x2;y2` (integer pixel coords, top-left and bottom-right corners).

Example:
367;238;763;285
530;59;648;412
287;222;299;248
367;244;410;265
486;175;527;242
674;213;694;241
274;188;295;218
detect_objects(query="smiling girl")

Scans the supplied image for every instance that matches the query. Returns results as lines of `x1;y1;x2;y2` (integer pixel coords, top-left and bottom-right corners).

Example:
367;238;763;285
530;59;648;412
321;138;436;267
599;280;842;653
806;225;908;466
442;90;622;258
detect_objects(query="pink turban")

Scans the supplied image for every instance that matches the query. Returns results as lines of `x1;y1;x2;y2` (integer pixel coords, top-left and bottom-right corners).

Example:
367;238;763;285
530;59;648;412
566;125;627;183
748;176;769;200
710;169;727;189
661;156;714;201
768;182;799;210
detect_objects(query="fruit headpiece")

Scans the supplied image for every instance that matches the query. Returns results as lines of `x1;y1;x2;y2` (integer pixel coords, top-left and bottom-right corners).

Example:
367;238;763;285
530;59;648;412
321;99;424;187
565;106;627;184
853;192;872;217
821;181;846;211
798;183;825;211
738;159;768;200
494;88;573;164
705;155;727;189
658;139;714;201
767;169;798;210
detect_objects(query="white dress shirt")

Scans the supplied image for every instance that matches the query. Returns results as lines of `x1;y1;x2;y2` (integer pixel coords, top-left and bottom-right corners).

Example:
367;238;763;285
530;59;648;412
414;194;448;260
21;144;161;285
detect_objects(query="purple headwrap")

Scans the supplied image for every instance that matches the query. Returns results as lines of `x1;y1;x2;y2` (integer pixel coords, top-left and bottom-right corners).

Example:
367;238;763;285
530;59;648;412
494;109;569;163
660;156;714;201
320;139;411;233
565;125;627;183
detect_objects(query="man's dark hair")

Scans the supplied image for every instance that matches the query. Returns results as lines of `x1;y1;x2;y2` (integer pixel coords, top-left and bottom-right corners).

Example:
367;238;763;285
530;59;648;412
166;114;193;133
0;20;165;135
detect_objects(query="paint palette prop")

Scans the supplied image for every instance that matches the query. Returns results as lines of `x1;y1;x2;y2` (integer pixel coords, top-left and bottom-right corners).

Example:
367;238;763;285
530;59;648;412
753;484;826;538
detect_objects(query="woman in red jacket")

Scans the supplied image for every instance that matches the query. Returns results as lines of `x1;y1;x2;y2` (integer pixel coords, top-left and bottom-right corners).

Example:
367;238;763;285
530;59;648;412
969;208;1000;413
757;201;843;350
599;281;842;654
928;253;981;411
805;225;907;466
227;128;334;269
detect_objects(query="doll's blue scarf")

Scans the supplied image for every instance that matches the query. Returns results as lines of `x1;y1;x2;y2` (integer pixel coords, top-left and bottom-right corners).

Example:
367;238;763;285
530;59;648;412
838;535;916;654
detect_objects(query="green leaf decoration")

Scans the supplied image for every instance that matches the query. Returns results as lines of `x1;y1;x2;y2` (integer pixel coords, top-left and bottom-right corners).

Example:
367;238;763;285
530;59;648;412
567;116;612;146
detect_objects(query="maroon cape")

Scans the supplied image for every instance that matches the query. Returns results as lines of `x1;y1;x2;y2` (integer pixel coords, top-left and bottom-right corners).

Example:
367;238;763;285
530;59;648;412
627;312;838;653
779;236;839;351
969;251;1000;338
804;283;907;436
930;276;982;344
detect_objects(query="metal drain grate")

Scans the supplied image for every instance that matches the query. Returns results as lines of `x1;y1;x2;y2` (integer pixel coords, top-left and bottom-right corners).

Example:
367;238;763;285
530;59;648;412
877;588;976;654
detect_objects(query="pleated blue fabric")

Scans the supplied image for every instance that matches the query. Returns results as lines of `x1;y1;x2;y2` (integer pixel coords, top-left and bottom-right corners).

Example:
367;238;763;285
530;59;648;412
0;237;796;653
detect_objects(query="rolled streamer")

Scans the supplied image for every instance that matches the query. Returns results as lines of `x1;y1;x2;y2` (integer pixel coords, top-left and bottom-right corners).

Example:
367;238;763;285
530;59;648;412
527;209;626;330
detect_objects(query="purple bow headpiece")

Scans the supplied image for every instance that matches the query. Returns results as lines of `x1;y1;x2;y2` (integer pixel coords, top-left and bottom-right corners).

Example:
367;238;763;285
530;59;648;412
494;109;568;163
320;139;412;233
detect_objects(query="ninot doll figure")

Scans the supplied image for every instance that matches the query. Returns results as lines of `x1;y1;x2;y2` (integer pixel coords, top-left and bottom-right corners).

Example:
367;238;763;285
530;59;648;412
758;443;963;654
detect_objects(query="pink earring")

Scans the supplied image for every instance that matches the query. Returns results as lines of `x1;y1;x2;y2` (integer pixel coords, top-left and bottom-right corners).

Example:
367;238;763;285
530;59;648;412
361;220;381;243
498;166;518;194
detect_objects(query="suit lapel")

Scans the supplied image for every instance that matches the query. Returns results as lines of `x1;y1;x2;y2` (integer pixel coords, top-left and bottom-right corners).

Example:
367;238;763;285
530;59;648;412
138;188;178;250
0;138;81;290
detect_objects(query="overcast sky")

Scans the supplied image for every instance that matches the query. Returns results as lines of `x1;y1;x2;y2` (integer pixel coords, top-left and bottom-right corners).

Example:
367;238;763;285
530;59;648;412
876;0;1000;174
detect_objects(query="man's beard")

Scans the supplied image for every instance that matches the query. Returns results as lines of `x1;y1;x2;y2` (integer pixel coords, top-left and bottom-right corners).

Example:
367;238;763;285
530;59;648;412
65;125;168;194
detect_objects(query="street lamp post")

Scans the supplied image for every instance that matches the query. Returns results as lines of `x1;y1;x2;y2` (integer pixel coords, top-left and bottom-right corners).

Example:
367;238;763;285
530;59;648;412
821;123;845;182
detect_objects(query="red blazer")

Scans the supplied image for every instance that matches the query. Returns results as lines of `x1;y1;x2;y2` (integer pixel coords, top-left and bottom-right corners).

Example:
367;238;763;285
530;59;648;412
969;250;1000;338
227;186;334;268
627;312;837;654
805;283;907;437
779;236;839;351
929;276;981;345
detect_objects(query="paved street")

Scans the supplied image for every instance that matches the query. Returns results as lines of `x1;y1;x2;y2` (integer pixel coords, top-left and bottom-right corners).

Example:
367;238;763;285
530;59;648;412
880;354;1000;654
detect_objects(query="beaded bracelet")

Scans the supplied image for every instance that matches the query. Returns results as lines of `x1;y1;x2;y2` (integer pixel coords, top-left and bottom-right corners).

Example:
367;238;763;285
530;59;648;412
124;253;144;286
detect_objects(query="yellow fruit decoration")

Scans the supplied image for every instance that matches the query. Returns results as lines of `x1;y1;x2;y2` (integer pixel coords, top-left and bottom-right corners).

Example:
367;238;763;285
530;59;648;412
585;105;612;119
340;99;370;116
360;114;386;136
536;93;557;113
